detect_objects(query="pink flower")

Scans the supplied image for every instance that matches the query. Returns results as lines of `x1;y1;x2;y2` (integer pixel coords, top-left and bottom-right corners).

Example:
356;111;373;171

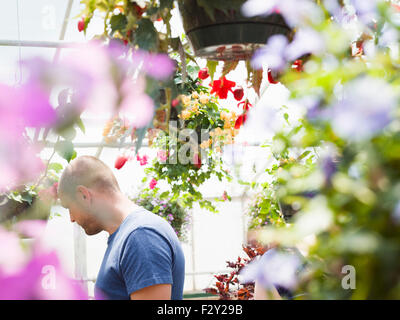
141;53;175;80
136;154;148;166
0;250;88;300
119;77;155;128
157;150;168;162
0;82;56;135
38;182;58;203
0;137;45;191
14;220;47;240
149;178;158;190
0;227;26;274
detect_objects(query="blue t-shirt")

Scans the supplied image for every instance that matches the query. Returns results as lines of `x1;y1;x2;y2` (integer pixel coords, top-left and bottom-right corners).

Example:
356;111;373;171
94;207;185;300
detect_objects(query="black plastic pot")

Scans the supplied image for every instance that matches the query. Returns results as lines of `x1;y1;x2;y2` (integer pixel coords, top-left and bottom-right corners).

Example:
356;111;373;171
178;1;291;60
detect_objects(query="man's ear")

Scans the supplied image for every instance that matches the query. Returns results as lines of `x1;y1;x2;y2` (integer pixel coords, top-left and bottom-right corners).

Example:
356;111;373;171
76;185;91;205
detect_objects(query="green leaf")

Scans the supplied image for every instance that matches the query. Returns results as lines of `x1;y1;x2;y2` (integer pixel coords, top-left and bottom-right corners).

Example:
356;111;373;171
20;193;33;205
48;162;63;173
71;150;78;161
221;60;239;77
55;140;75;163
110;14;127;35
134;126;148;154
298;150;312;161
284;113;290;124
160;0;174;10
206;60;218;81
76;117;86;134
134;18;158;51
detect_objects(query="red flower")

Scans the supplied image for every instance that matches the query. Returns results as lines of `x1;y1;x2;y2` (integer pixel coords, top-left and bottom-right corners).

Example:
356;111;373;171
292;59;303;72
233;87;244;101
149;178;158;189
134;4;146;17
235;113;247;129
77;17;85;32
193;153;202;169
198;68;209;80
267;70;279;84
237;99;252;111
210;77;236;99
115;155;128;170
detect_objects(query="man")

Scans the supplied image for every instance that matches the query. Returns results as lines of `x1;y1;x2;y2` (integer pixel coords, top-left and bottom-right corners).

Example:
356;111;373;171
57;155;185;300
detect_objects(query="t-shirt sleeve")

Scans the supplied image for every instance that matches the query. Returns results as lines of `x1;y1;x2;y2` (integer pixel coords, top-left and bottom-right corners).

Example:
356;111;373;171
119;227;173;296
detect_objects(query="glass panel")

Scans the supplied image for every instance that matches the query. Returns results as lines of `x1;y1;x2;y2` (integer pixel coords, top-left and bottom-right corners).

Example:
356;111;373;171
0;0;70;41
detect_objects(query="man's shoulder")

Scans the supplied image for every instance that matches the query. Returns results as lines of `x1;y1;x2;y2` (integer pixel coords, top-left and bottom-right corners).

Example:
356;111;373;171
123;206;172;232
118;207;178;246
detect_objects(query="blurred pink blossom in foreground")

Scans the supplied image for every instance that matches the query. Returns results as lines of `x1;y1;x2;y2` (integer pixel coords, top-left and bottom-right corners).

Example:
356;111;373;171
0;223;88;300
0;40;174;191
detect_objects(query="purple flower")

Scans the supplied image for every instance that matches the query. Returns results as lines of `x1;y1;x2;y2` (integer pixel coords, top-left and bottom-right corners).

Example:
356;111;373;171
285;28;325;61
167;214;174;221
379;25;399;48
242;0;323;28
240;248;301;290
252;35;288;71
321;155;337;184
392;201;400;225
323;0;357;25
252;28;325;72
324;77;396;141
349;0;378;25
140;52;175;80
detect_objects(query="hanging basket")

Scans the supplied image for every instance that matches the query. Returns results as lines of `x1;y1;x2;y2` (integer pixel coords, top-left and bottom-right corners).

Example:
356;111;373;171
0;194;51;223
178;1;291;61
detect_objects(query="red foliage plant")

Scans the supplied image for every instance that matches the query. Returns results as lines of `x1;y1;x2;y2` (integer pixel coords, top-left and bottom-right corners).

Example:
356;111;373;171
204;244;267;300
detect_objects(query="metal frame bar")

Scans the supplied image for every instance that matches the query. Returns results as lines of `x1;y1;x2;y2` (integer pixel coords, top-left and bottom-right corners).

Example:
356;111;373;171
0;39;80;48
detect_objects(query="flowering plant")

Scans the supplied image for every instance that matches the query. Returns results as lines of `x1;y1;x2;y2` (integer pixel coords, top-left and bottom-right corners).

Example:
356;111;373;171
142;82;238;211
133;188;190;241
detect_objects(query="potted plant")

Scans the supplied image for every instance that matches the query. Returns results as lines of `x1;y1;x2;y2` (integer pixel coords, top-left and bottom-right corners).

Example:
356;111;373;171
178;0;291;60
204;244;267;300
141;80;239;212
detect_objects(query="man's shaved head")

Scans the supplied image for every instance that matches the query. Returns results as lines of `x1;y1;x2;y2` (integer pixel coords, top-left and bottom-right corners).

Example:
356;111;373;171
58;155;120;204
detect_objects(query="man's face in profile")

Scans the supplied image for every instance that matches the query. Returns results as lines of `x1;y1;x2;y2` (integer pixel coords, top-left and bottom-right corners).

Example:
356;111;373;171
60;195;103;236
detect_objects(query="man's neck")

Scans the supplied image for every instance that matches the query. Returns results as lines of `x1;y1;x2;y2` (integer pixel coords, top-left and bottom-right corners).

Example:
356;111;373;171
103;194;139;235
